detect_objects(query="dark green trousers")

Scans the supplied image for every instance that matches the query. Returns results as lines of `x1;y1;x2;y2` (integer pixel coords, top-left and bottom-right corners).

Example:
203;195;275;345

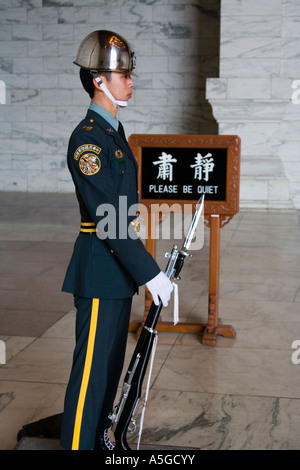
60;295;132;450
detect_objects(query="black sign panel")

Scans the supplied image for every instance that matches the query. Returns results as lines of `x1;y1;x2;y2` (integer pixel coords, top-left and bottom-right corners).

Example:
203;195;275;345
141;147;227;201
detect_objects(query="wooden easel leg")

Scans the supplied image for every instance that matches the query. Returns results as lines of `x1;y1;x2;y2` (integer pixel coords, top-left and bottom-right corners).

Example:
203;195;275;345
202;214;236;345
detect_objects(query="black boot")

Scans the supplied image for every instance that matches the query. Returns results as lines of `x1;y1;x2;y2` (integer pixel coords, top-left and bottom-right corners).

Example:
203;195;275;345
94;430;115;450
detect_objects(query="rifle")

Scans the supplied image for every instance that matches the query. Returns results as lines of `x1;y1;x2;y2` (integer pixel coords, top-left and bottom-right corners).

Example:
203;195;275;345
110;195;205;450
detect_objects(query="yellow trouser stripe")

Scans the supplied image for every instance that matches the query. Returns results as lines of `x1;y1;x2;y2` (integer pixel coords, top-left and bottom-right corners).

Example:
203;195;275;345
71;298;99;450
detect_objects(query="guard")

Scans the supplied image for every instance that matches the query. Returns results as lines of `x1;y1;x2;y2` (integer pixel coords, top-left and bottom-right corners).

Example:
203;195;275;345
60;30;173;450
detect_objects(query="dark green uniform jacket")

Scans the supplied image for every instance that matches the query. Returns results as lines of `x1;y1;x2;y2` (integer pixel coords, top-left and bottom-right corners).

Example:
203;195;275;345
62;109;160;299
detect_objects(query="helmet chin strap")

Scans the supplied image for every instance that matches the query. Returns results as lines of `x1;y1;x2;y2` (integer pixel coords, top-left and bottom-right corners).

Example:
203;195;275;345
94;76;128;108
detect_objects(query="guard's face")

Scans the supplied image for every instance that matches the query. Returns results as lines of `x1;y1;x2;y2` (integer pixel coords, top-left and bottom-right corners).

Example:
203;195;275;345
103;72;134;103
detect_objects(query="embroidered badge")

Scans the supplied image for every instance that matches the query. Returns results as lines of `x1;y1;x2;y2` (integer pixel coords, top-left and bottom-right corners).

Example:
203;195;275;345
115;149;124;159
79;153;101;176
74;144;101;161
82;125;93;131
107;128;114;133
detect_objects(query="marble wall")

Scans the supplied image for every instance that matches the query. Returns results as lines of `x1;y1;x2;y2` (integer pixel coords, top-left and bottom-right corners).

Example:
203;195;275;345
0;0;299;209
0;0;220;193
207;0;300;209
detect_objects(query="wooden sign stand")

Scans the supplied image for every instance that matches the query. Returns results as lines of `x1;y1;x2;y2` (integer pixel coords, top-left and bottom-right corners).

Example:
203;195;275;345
128;134;241;345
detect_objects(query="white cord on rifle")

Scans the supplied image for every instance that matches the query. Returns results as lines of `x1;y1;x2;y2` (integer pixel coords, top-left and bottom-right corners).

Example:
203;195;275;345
137;333;158;450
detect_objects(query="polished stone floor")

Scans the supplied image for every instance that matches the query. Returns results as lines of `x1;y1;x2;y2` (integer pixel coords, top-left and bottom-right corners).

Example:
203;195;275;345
0;192;300;450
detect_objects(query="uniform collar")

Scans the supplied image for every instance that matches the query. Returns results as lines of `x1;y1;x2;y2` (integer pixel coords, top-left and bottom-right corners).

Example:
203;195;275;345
86;109;137;170
89;102;119;131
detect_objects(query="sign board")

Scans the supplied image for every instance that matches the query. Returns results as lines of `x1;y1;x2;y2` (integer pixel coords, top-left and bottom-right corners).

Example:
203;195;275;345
128;134;241;215
128;134;241;344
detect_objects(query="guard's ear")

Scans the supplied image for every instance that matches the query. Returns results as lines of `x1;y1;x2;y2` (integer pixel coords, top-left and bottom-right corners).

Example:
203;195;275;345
93;76;102;91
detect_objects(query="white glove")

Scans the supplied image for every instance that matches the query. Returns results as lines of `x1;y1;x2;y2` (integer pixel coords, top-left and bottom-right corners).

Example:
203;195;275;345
146;271;174;307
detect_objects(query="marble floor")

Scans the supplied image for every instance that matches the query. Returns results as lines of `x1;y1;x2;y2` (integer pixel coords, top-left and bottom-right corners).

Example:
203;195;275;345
0;192;300;451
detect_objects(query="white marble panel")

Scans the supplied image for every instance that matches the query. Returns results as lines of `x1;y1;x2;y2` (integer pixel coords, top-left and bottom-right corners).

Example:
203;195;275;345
88;6;121;23
13;58;43;74
0;73;28;90
27;7;58;24
221;37;281;58
279;141;300;162
58;73;82;89
227;78;271;99
58;7;89;24
280;120;300;141
153;73;184;90
239;178;268;201
221;15;282;38
220;58;280;78
135;88;167;107
0;169;28;191
167;89;201;107
0;104;26;122
41;89;72;106
30;74;58;89
135;122;167;134
268;178;291;202
210;100;286;122
26;105;57;123
218;122;281;156
0;153;12;171
42;24;74;41
153;38;185;56
281;38;300;59
168;55;201;74
151;105;183;126
0;25;12;41
153;4;186;23
12;154;42;171
271;77;294;99
12;24;43;41
0;41;27;57
27;170;58;192
27;136;58;156
241;157;285;178
282;17;300;38
281;59;300;77
121;4;153;23
206;78;227;99
0;122;11;138
43;57;74;74
29;41;58;58
56;105;88;123
0;7;27;24
138;55;168;73
282;0;300;17
11;88;41;106
57;171;76;193
221;0;281;16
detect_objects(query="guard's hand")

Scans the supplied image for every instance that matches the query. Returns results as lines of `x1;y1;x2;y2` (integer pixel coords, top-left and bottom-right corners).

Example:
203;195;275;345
146;271;173;307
